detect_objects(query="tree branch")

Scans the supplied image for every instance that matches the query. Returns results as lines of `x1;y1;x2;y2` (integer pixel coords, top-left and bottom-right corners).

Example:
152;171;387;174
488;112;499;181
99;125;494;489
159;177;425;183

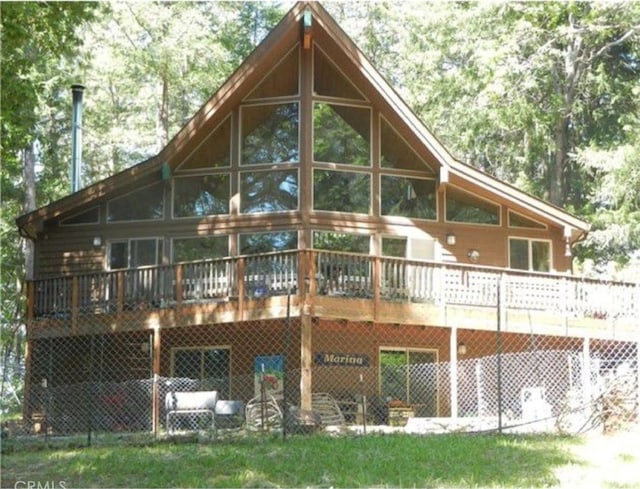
591;25;640;61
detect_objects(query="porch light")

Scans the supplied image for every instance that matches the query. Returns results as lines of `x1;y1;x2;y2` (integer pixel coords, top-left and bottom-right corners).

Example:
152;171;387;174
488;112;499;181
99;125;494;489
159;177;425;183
446;233;456;246
467;249;480;262
457;343;467;356
92;236;102;247
564;239;572;257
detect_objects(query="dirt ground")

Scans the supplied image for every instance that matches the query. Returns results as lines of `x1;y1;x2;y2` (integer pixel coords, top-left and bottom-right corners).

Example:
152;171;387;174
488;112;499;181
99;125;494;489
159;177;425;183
553;424;640;488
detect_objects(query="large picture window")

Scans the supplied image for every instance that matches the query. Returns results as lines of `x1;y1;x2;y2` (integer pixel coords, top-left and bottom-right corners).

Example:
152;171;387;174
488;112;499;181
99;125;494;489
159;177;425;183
313;169;370;214
381;176;437;220
173;174;230;218
379;348;438;417
313;103;370;166
241;103;299;165
509;238;551;272
240;170;298;213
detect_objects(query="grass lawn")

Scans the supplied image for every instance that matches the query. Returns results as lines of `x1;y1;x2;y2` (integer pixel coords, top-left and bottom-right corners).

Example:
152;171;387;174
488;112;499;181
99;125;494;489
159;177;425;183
2;430;638;488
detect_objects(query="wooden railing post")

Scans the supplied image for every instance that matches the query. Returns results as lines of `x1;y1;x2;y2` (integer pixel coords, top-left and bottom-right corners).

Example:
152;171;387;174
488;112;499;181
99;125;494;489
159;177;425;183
373;256;381;322
175;264;183;308
237;257;245;318
116;271;125;315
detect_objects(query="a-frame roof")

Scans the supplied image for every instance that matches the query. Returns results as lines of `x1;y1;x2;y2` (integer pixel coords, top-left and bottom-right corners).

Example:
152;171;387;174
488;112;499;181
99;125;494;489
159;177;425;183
17;1;590;240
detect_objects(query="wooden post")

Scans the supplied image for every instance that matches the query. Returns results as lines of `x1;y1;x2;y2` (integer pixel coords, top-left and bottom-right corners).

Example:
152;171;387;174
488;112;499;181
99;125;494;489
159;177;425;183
300;250;313;412
116;271;125;314
175;264;183;308
300;313;313;412
237;257;245;319
373;256;381;322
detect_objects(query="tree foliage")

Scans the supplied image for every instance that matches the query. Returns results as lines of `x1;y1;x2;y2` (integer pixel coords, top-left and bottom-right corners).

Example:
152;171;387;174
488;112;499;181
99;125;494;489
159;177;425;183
1;1;97;413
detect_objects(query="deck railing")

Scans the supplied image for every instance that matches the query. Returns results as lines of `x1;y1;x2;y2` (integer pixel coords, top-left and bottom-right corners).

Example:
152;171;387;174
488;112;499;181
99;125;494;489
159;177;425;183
29;250;639;322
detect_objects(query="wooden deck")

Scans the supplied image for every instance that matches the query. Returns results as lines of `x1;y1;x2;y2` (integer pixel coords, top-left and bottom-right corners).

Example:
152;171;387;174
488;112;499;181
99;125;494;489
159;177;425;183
26;250;639;341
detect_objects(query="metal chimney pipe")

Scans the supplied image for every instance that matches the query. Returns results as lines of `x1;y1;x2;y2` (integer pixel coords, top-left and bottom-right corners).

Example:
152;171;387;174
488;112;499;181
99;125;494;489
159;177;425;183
71;84;85;193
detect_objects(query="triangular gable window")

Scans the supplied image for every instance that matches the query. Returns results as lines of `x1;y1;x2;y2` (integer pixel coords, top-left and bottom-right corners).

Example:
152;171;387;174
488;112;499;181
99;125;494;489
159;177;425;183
446;187;500;226
107;183;164;222
314;46;365;101
508;210;547;230
245;46;299;100
177;117;231;171
60;207;100;226
380;117;435;174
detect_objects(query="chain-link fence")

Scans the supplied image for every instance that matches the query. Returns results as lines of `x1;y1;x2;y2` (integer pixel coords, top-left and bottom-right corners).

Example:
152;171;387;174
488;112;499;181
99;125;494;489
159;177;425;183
22;317;638;441
16;251;640;443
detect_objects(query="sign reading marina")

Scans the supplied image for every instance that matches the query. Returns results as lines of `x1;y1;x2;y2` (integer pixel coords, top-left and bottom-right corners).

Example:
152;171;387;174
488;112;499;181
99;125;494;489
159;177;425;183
314;351;370;367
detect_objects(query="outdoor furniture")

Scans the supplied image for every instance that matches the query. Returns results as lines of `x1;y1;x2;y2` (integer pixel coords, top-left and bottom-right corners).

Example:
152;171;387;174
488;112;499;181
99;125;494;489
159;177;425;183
214;400;245;429
311;392;345;426
245;394;282;431
165;390;218;433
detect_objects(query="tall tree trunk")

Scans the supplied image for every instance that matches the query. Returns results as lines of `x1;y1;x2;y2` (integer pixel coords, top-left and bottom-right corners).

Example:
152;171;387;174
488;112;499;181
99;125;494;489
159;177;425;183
550;116;569;206
23;145;36;280
156;74;169;151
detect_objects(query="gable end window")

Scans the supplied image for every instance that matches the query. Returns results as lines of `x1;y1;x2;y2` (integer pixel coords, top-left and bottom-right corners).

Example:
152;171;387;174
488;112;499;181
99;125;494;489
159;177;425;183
107;183;164;222
445;187;500;226
60;207;100;226
508;210;547;230
313;103;370;166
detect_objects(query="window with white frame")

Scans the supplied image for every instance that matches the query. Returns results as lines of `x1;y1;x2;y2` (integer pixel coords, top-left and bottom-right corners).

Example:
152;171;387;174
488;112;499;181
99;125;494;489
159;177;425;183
509;237;551;272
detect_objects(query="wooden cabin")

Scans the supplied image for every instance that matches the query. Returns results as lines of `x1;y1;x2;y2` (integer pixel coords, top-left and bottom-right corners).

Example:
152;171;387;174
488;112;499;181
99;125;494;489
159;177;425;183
16;2;638;433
